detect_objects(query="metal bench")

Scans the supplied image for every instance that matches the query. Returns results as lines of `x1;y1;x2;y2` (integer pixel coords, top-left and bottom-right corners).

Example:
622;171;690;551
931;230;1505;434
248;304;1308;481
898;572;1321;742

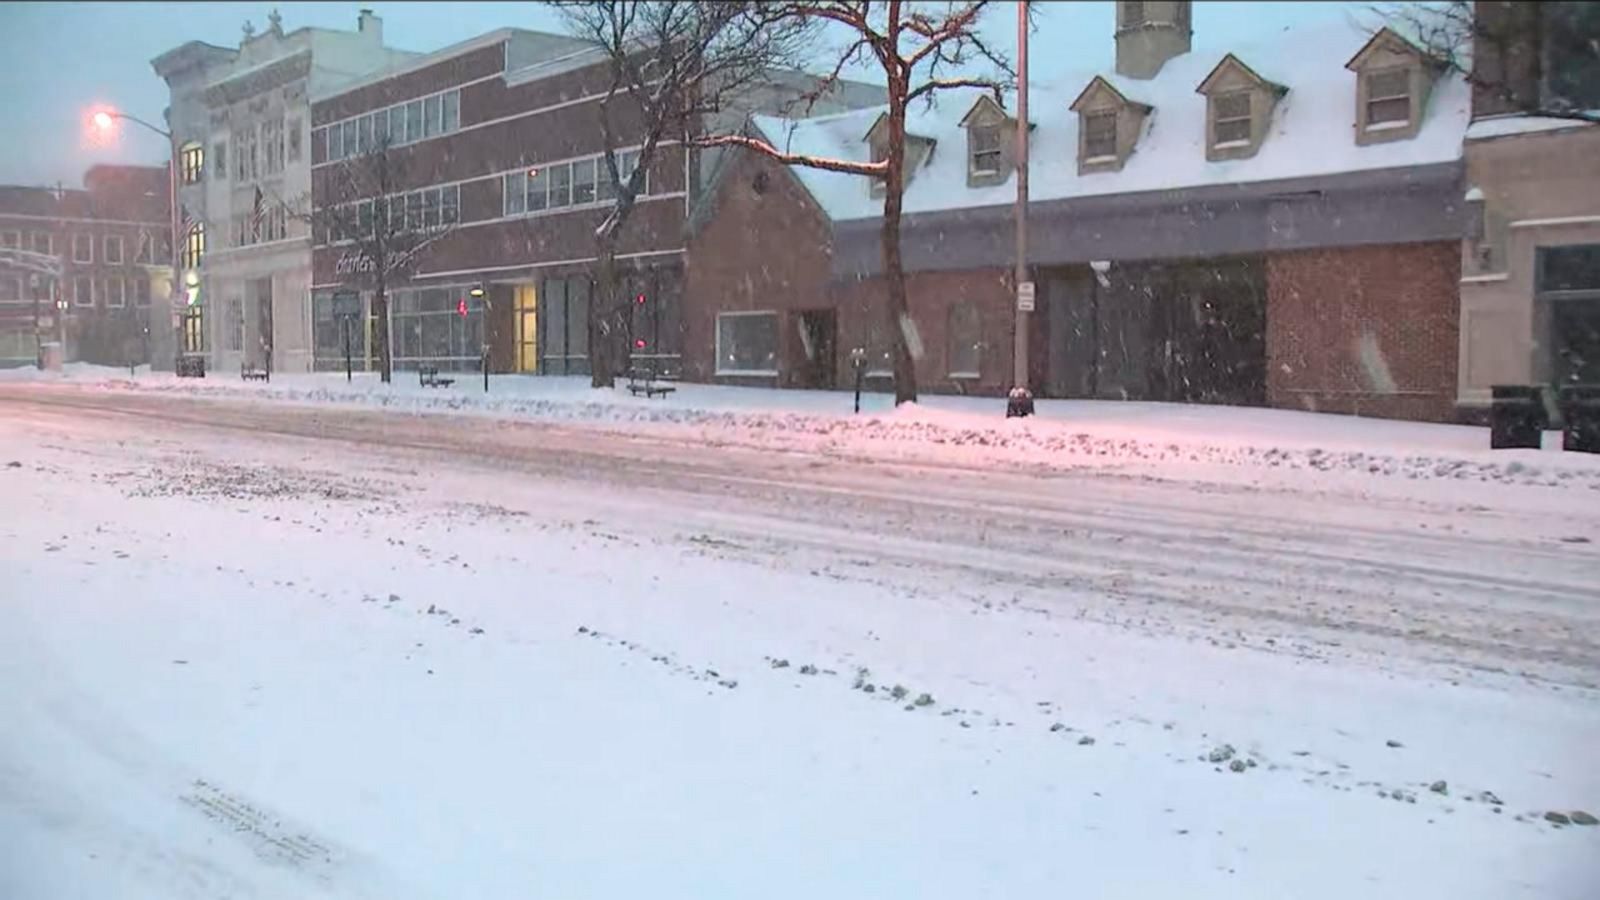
241;365;269;381
626;365;675;398
418;365;455;388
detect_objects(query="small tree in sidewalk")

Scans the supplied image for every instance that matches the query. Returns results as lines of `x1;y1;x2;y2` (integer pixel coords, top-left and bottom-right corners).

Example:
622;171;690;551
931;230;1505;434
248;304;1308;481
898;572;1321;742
292;134;460;383
551;1;815;388
696;1;1017;405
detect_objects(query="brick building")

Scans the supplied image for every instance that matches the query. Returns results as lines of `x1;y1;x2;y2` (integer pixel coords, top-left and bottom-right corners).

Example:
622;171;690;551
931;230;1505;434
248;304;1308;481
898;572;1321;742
307;27;881;376
686;1;1473;421
0;165;170;367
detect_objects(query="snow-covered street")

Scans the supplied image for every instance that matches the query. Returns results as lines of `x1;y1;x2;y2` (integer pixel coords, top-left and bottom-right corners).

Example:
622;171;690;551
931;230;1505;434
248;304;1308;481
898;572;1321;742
2;379;1598;899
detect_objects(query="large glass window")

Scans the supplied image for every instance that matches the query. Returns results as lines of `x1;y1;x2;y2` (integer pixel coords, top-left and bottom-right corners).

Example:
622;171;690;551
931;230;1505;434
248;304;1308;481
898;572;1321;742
181;224;205;269
180;142;204;184
405;101;424;144
716;312;779;375
442;90;460;133
538;276;591;374
504;171;526;215
572;158;597;205
527;166;550;211
948;302;981;376
549;162;573;208
440;185;460;225
423;96;442;138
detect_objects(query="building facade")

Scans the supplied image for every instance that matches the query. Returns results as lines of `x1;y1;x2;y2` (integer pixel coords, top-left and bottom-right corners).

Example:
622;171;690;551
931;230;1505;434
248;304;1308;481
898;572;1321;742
152;10;412;374
307;28;880;377
1456;1;1600;408
0;165;170;367
686;1;1476;422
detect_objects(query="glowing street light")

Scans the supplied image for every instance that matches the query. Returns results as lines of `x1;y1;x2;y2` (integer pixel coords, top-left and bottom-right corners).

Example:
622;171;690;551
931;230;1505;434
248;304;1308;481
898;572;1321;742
92;110;115;132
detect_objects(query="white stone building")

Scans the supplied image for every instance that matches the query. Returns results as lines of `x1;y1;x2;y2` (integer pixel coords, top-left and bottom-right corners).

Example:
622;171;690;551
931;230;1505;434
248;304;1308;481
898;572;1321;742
153;10;413;373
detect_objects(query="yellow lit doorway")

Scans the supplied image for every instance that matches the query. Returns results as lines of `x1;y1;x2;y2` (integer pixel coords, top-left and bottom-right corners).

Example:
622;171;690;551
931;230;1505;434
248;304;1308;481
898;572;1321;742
515;283;537;373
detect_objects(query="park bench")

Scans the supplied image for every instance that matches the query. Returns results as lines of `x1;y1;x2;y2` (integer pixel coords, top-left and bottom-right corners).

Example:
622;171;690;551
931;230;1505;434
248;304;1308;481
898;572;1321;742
626;364;675;399
419;365;455;388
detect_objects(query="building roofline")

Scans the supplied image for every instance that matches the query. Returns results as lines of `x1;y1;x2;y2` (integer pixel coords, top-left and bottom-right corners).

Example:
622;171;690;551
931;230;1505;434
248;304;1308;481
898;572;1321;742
311;27;535;103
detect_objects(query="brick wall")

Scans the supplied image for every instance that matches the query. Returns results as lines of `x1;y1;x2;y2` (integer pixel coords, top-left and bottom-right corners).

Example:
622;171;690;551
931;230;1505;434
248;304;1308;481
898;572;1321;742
1266;241;1461;421
683;150;833;385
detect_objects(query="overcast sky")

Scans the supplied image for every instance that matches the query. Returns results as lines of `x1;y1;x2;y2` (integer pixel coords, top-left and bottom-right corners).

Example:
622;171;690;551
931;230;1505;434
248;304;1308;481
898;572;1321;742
0;1;1370;189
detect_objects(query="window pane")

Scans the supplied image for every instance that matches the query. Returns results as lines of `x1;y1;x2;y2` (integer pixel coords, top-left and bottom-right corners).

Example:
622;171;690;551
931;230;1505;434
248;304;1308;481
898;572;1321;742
525;166;549;211
1368;96;1410;124
1540;244;1600;292
1216;117;1251;144
422;189;440;229
620;149;643;194
717;313;779;373
1369;69;1409;99
423;95;442;138
388;107;406;145
342;120;358;157
1085;112;1117;158
1215;92;1250;120
572;157;597;204
567;278;589;357
549;162;572;207
505;172;526;215
441;184;460;224
542;277;567;363
597;156;617;203
442;90;460;132
406;101;423;143
406;192;424;231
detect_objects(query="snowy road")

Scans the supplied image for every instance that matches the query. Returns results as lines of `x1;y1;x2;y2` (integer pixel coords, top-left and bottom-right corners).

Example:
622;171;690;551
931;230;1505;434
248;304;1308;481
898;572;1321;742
2;383;1599;898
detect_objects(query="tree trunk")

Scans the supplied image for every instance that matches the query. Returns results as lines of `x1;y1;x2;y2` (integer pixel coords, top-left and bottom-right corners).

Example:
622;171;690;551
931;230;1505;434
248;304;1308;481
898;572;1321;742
373;276;392;384
591;236;620;388
881;83;918;406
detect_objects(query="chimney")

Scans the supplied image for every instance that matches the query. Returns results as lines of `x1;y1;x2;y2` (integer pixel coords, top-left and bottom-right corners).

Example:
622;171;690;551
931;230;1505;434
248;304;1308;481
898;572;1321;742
358;9;382;43
1115;0;1192;79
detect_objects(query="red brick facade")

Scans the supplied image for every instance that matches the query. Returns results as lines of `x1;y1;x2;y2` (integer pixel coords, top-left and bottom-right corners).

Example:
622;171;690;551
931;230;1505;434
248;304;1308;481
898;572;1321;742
1265;242;1461;421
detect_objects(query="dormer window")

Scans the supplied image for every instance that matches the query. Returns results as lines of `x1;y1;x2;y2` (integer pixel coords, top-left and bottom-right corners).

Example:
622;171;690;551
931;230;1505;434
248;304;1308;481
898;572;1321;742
1195;53;1286;161
862;113;936;198
1345;27;1435;145
1084;112;1118;160
1212;92;1251;146
1069;75;1152;174
958;94;1016;187
1365;69;1411;127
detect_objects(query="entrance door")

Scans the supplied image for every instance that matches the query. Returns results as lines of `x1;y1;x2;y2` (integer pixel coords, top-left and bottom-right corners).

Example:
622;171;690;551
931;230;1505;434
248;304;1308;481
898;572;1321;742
797;309;837;388
515;283;537;373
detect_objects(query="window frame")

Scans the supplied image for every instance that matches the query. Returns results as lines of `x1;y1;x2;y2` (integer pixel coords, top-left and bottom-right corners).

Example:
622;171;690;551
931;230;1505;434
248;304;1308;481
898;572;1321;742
1364;67;1412;129
73;233;93;264
105;277;126;308
1211;90;1253;147
970;123;1003;175
134;276;152;307
947;301;982;378
179;142;204;184
1083;110;1118;161
181;223;205;269
103;235;124;265
33;232;52;256
714;310;781;377
74;276;93;307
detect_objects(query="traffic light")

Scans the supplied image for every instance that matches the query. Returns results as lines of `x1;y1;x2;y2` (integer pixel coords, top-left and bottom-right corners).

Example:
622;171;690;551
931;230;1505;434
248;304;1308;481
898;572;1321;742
635;292;646;305
457;298;468;317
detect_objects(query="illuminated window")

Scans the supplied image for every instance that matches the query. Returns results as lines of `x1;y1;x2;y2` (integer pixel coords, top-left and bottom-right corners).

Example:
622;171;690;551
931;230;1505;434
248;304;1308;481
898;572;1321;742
181;223;205;269
180;142;204;184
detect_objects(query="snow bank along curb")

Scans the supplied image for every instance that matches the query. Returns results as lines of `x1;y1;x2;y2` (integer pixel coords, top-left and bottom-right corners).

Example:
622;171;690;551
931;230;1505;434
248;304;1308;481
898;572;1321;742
33;372;1599;491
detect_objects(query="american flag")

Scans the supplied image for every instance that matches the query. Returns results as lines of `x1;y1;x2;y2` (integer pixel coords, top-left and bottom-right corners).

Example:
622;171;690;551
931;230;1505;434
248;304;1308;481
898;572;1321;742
249;186;266;233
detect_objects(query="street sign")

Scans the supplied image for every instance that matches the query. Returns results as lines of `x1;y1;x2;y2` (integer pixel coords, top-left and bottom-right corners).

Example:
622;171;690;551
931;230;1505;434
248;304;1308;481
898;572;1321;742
1016;280;1036;313
332;289;361;319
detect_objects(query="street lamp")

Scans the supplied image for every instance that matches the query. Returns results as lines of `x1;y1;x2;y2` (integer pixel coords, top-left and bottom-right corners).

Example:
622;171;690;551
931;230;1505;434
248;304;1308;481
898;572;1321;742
92;106;185;372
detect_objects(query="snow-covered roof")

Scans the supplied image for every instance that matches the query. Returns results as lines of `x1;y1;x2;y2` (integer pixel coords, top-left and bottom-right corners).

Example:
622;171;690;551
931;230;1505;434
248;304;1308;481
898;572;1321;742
752;19;1470;224
1464;114;1599;141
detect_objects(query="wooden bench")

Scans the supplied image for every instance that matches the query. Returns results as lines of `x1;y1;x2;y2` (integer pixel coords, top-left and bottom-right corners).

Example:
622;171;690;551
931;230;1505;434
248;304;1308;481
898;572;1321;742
241;366;269;381
418;365;455;388
626;365;675;398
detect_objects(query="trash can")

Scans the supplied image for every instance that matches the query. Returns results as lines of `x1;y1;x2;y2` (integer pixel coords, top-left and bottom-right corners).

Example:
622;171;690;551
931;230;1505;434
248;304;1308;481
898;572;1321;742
176;355;206;378
1489;384;1546;449
39;341;64;372
1559;385;1600;454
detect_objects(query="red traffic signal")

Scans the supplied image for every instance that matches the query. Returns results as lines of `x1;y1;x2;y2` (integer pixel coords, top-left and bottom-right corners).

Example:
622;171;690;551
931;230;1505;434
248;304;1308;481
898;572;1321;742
457;298;468;317
635;293;647;305
634;338;646;349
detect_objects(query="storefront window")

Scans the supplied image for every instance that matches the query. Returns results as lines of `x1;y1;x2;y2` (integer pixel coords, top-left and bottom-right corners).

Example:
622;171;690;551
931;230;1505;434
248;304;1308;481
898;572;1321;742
390;287;484;371
716;311;779;375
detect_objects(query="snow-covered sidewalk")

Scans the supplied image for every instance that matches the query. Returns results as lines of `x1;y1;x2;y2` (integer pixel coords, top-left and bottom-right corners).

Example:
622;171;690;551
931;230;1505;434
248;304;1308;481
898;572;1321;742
7;363;1599;494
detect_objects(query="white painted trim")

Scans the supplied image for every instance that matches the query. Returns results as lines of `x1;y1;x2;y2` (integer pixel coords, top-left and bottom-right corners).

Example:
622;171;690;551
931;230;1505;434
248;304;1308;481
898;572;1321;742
714;309;780;377
0;213;164;227
316;189;685;250
1508;215;1600;229
309;246;685;289
1460;273;1509;284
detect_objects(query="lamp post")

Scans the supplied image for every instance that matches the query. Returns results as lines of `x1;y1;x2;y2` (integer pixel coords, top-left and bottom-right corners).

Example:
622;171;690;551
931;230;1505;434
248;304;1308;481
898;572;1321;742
1007;1;1034;418
93;108;184;372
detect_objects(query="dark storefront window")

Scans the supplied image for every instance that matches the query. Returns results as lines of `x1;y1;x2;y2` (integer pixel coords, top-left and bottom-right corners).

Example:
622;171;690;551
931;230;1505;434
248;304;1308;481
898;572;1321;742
312;290;368;372
539;276;591;375
625;266;682;375
392;287;482;372
1538;244;1600;386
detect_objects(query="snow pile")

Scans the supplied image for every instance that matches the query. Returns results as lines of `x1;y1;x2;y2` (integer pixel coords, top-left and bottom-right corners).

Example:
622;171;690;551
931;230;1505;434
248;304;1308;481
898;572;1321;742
754;19;1470;222
16;369;1600;491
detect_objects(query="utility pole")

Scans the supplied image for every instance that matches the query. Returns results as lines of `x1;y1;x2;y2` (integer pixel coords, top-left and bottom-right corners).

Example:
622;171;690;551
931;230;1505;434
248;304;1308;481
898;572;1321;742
1008;0;1034;418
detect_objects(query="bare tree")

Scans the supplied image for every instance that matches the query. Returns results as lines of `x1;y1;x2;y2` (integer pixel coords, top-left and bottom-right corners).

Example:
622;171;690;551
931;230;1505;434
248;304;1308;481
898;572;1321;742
296;134;460;383
552;1;814;387
696;1;1015;405
1378;1;1600;122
